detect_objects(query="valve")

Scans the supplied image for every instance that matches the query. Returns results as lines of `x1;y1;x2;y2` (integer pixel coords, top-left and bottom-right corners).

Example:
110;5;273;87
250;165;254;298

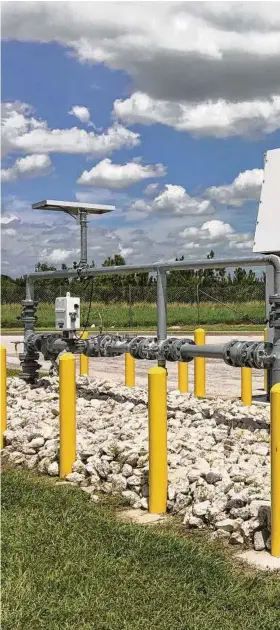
223;340;274;369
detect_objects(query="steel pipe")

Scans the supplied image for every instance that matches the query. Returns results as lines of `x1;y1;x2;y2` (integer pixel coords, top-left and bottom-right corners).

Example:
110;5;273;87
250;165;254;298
157;269;167;368
27;255;273;281
180;343;224;360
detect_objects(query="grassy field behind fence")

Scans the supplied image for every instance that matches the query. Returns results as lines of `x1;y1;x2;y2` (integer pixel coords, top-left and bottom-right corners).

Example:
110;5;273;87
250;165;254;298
2;469;280;630
1;300;265;329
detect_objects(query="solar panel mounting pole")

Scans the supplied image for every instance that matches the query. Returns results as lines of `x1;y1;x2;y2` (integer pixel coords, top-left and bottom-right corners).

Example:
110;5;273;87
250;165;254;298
79;208;88;268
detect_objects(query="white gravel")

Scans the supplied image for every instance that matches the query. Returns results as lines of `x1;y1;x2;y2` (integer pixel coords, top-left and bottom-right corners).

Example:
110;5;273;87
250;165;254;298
2;374;271;551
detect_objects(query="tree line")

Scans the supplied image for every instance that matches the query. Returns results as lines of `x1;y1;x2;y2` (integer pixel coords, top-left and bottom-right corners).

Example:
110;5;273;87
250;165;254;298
1;251;265;304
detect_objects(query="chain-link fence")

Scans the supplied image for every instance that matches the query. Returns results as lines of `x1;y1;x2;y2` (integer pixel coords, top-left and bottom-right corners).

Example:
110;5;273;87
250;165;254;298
1;272;266;330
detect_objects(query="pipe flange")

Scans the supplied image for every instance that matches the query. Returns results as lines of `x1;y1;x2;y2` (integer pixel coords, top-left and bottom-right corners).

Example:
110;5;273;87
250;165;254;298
138;337;158;360
19;351;41;383
251;342;274;369
128;337;146;359
172;338;195;362
158;337;178;362
85;336;101;357
99;334;122;357
223;340;253;367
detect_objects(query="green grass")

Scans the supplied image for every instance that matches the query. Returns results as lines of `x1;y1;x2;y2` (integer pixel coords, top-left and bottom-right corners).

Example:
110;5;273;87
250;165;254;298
2;469;280;630
2;300;265;330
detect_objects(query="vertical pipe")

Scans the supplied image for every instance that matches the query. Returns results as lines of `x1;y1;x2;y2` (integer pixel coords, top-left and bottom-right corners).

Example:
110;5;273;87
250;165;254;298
157;269;167;369
59;353;76;478
194;328;206;397
271;383;280;557
26;276;35;302
241;367;252;406
125;353;135;387
264;327;268;393
148;366;167;514
23;277;36;343
266;265;274;400
1;346;7;449
80;331;89;376
79;209;88;268
178;362;188;394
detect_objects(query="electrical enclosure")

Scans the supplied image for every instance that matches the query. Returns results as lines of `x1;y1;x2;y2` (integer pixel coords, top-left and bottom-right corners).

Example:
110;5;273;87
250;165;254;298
55;293;80;331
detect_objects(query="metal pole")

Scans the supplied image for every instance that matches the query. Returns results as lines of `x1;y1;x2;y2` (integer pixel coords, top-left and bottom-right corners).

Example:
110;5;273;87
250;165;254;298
79;209;88;268
194;328;206;397
148;366;167;514
178;362;188;393
125;353;135;387
157;269;167;368
59;353;76;478
241;367;252;406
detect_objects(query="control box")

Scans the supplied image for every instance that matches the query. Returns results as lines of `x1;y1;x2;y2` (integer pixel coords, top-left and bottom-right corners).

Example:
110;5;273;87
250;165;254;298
55;292;80;331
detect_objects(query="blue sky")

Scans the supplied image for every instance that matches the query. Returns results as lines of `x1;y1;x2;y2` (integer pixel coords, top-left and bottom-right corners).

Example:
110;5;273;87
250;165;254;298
1;2;280;277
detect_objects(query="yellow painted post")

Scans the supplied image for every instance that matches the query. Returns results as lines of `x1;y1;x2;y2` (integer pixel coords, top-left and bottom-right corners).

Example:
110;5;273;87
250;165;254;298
271;383;280;557
194;328;206;397
1;346;7;449
59;353;76;478
264;327;268;393
125;353;135;387
241;367;252;406
148;366;167;514
80;331;89;376
178;362;188;394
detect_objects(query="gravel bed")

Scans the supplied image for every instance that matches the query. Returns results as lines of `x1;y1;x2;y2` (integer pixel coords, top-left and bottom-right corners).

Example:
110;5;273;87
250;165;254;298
2;376;271;551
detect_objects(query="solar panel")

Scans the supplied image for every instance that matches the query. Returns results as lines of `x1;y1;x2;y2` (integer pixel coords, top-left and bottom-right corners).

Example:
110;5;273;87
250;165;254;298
32;199;115;215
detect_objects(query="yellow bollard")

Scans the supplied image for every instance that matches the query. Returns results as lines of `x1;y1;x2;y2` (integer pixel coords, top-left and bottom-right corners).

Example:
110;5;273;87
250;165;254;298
1;346;7;449
194;328;206;397
59;353;76;478
80;331;89;376
178;362;188;394
271;383;280;557
125;353;135;387
264;327;268;393
148;366;167;514
241;367;252;406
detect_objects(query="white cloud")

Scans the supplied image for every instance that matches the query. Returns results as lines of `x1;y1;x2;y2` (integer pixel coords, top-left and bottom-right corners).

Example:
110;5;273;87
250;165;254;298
118;244;133;258
180;219;253;252
3;3;280;138
0;213;19;225
77;158;166;188
69;105;91;124
1;154;51;183
144;183;159;197
45;248;78;264
180;220;233;240
132;184;213;216
114;92;280;138
205;168;263;206
1;101;140;157
4;228;16;237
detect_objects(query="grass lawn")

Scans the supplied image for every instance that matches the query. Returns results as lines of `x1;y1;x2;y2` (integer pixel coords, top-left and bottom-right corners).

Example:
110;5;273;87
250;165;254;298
2;300;265;329
2;469;280;630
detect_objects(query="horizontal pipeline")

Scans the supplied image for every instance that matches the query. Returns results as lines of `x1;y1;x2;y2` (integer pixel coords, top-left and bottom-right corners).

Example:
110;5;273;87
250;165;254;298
27;255;273;281
180;343;225;360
